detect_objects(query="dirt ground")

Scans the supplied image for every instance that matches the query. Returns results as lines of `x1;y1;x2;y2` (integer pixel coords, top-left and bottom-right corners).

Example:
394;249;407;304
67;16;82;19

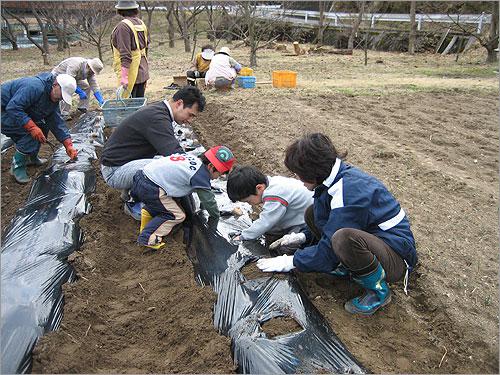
1;33;499;374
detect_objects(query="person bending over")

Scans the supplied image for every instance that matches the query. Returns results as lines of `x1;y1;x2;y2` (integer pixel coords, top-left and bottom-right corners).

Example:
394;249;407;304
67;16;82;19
227;165;313;250
100;86;206;220
187;45;214;86
257;133;417;316
130;146;236;250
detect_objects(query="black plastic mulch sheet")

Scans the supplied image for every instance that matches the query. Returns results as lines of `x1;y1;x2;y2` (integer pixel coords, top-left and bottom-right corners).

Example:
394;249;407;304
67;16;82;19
1;113;104;374
187;181;367;374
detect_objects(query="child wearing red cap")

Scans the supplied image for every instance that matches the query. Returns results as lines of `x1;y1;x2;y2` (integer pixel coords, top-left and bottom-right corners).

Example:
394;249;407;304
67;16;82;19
130;146;236;249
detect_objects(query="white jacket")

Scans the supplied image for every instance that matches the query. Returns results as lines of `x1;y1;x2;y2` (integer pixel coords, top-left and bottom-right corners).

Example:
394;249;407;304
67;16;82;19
205;53;238;84
51;57;100;92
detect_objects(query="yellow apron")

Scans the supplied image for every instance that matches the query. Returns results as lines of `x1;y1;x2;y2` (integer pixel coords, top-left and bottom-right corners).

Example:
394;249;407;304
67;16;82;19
112;18;148;98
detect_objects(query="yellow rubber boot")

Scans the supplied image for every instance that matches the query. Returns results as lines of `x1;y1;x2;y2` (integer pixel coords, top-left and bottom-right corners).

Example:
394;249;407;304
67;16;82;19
140;208;153;233
140;208;166;250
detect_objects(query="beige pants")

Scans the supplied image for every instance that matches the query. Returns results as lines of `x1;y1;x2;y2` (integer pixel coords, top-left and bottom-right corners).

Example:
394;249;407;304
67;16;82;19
60;80;90;116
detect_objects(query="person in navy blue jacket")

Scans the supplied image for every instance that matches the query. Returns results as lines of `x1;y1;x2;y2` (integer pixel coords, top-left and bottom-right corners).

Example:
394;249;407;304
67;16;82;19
257;133;417;316
1;72;79;184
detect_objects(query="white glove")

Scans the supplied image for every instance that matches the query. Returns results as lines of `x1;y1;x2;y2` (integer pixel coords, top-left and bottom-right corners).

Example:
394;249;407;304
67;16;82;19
256;255;295;273
269;232;306;250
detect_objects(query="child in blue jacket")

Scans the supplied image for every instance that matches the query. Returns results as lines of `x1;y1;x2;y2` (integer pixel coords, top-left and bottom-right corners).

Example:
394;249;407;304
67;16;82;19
257;133;417;316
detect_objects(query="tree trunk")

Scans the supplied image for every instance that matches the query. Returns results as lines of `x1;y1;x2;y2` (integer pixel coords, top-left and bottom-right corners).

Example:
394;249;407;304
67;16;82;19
486;1;499;63
409;1;417;54
1;15;19;50
32;9;51;65
317;1;325;45
167;4;176;48
348;2;365;50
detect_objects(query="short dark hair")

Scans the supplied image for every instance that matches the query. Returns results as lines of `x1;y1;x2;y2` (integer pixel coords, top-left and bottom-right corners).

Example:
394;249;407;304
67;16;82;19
227;165;267;202
173;86;206;112
284;133;346;184
201;44;214;51
117;8;139;17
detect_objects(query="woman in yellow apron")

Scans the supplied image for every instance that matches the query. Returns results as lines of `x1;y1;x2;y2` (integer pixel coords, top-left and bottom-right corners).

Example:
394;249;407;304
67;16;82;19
111;0;149;98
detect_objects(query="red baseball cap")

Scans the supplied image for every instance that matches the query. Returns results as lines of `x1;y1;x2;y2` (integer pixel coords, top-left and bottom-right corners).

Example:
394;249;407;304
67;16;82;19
204;146;236;173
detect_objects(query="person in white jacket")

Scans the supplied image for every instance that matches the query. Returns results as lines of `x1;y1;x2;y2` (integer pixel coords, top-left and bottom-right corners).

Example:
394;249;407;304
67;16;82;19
227;165;313;250
51;56;104;120
204;47;242;89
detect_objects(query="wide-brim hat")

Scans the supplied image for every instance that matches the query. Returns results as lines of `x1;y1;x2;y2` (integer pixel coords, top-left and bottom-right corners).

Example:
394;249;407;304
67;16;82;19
115;0;139;10
56;74;77;105
88;58;104;74
219;47;231;55
201;49;214;60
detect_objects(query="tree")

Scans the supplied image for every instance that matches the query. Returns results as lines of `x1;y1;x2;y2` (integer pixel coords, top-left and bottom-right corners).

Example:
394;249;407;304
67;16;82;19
1;10;19;50
141;1;159;32
4;5;50;65
445;1;499;63
409;1;417;54
172;1;204;53
347;1;365;50
232;1;285;67
70;4;116;61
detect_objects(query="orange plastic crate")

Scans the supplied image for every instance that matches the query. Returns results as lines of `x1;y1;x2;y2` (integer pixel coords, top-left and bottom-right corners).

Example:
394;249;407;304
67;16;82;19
272;70;297;88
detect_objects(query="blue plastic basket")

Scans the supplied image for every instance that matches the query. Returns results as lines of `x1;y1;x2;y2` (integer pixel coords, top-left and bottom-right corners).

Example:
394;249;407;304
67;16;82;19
101;88;147;127
236;76;256;89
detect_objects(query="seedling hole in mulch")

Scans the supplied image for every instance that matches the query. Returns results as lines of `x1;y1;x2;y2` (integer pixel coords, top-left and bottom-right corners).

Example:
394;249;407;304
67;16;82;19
261;316;303;339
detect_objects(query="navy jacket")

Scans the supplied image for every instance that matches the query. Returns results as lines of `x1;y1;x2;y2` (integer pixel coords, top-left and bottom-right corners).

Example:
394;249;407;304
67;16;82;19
1;72;70;142
294;159;417;273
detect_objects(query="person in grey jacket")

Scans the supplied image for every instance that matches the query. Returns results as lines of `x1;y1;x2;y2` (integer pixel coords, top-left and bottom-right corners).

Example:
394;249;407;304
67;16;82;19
51;56;105;120
227;165;313;249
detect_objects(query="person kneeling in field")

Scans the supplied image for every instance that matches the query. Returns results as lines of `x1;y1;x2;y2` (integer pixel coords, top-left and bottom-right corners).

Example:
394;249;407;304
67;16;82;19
130;146;236;250
226;165;313;250
256;133;418;316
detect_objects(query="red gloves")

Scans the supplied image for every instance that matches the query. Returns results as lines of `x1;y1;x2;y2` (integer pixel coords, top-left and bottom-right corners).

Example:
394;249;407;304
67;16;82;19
24;119;46;143
62;138;78;160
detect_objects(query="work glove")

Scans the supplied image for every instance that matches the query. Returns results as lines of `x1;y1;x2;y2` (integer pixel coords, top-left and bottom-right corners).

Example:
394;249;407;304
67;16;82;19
120;66;129;88
62;138;78;160
75;86;88;100
257;255;295;273
23;119;46;143
94;91;104;106
269;232;306;250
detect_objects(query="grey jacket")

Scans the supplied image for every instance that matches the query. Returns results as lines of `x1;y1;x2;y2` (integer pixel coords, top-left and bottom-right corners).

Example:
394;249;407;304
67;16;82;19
51;57;100;92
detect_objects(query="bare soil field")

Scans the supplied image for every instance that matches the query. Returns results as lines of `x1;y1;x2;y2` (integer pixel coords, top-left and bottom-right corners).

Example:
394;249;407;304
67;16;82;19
1;36;498;373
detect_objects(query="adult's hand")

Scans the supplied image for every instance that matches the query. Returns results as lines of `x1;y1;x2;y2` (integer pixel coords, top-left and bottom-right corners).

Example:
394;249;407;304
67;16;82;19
257;255;295;273
62;138;78;159
23;119;46;143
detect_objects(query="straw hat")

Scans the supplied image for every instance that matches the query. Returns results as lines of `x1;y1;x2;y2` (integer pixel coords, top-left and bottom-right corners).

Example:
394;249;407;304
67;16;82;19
219;47;231;55
115;0;139;10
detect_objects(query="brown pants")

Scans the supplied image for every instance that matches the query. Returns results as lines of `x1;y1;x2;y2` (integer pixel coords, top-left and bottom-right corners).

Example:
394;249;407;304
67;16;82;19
305;205;406;282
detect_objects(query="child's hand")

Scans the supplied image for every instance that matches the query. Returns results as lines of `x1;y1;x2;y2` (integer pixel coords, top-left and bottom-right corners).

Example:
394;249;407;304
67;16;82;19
269;232;306;250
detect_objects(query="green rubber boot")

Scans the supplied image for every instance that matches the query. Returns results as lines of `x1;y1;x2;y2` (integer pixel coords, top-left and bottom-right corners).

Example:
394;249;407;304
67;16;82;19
26;153;48;166
10;150;30;184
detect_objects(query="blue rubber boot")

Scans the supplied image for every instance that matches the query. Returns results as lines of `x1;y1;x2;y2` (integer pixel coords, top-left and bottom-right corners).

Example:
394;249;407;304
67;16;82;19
344;263;391;316
10;150;30;184
329;263;350;278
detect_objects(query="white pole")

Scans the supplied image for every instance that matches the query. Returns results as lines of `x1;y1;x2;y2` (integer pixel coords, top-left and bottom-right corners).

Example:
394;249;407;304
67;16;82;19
417;14;422;31
305;12;308;23
371;15;375;28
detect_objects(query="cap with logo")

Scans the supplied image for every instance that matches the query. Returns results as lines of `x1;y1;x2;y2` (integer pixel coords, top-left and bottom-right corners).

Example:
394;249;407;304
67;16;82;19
204;146;236;173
